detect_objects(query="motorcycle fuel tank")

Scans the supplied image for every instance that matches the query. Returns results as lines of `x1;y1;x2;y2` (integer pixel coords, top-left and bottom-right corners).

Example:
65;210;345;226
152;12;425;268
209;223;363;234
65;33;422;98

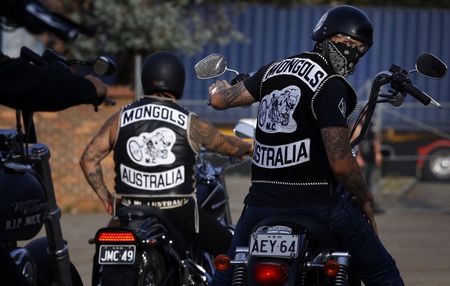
0;163;46;241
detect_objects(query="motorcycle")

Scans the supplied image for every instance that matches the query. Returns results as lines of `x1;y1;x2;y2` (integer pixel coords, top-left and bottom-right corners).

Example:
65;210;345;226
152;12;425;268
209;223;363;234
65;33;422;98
0;47;117;286
194;52;447;286
90;148;245;286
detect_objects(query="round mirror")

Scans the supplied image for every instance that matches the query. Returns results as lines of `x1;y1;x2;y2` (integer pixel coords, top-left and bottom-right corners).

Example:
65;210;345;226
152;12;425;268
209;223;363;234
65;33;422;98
194;53;227;79
93;56;117;76
415;53;447;78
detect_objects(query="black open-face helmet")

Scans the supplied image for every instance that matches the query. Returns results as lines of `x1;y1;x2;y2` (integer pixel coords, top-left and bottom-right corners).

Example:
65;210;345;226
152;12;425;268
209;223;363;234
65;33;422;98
312;5;373;49
141;51;185;99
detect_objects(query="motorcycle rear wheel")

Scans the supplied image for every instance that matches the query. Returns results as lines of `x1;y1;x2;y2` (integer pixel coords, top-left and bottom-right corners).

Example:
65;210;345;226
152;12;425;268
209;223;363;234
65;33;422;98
99;248;171;286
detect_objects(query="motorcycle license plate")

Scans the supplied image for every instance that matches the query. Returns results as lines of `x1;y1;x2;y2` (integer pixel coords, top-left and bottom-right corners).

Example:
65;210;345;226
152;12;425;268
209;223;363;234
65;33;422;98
250;234;299;258
98;245;136;265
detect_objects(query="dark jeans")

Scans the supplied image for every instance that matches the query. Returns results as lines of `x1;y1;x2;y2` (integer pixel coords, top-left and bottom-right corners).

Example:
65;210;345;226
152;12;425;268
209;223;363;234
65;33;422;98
211;186;404;286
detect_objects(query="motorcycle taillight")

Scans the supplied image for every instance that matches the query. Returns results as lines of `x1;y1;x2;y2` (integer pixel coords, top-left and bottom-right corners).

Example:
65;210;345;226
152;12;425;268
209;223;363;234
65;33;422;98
214;254;231;271
253;262;289;286
324;259;340;277
96;231;136;243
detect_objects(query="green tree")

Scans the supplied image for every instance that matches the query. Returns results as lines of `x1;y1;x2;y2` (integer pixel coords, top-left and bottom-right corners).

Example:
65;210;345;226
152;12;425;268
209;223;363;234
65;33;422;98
67;0;244;85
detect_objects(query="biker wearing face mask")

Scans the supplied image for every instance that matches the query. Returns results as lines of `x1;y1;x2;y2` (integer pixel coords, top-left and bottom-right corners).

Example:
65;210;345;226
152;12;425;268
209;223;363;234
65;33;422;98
209;5;404;286
80;51;253;257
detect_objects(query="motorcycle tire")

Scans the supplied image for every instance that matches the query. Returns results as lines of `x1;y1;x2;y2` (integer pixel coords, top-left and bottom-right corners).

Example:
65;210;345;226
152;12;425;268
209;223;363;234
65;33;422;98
25;238;83;286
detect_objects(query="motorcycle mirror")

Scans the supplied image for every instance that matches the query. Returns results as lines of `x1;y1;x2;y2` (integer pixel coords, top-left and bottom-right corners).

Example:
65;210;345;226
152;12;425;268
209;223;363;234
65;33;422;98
233;119;256;139
93;56;118;77
415;53;447;78
194;53;238;79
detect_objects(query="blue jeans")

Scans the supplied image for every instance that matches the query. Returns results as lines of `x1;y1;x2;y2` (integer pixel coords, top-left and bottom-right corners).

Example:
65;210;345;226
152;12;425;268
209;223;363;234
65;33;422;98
212;186;404;286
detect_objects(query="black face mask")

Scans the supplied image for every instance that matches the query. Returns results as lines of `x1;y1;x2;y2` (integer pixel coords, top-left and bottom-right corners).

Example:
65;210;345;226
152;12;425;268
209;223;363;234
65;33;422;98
325;40;361;77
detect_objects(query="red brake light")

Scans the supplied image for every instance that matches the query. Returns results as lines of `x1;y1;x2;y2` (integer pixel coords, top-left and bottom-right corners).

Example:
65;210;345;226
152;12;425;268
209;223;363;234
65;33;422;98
324;259;340;277
96;231;136;243
214;254;231;271
253;262;289;286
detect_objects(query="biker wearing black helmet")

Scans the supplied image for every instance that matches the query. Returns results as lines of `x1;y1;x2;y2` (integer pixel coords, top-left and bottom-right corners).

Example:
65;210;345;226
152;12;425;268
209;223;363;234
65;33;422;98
80;51;253;257
312;5;373;77
209;5;404;286
140;51;185;98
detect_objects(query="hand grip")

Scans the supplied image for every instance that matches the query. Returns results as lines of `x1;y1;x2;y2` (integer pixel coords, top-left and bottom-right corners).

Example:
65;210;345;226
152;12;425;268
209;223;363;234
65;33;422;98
404;82;431;105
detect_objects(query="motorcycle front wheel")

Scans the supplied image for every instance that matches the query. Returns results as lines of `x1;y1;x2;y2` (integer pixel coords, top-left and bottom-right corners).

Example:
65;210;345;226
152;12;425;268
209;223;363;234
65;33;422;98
25;238;83;286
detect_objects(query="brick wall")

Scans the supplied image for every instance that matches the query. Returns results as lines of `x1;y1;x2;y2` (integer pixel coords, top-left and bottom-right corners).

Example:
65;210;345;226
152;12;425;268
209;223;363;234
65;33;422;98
0;87;134;213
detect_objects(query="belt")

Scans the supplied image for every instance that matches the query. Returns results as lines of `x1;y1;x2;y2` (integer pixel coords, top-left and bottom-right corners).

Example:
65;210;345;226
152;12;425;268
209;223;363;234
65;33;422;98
114;192;200;233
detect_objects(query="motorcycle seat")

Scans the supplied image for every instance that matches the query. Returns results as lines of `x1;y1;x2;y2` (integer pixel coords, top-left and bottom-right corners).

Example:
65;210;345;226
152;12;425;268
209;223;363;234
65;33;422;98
117;205;162;219
117;205;189;254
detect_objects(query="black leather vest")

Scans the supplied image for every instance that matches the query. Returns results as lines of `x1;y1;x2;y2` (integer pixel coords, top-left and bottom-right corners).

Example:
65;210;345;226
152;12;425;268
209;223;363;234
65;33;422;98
114;97;196;197
251;52;357;187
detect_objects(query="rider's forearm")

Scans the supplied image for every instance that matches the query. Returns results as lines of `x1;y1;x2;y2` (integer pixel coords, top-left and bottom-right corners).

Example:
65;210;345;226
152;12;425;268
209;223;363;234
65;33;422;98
209;81;255;109
321;126;372;203
80;157;111;202
334;164;373;204
222;136;253;157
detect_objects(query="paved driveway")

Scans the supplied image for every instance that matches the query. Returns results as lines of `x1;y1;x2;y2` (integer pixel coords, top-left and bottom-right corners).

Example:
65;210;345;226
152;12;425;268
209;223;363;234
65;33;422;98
36;176;450;285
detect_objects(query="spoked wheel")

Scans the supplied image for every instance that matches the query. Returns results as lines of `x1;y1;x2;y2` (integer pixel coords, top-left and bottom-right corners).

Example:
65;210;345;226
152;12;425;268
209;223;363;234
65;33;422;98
424;148;450;181
185;248;215;286
138;249;168;286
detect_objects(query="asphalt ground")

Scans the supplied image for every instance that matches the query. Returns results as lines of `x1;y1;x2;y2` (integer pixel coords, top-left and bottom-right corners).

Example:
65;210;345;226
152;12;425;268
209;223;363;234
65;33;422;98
27;175;450;286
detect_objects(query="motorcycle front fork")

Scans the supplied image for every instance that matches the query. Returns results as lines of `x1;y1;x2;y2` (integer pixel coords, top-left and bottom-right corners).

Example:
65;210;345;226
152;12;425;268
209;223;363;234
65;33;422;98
30;144;73;286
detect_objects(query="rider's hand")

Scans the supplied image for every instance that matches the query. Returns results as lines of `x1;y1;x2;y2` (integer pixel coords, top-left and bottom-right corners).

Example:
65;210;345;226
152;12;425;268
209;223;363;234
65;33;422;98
208;80;231;109
85;74;108;99
352;194;378;235
101;192;114;215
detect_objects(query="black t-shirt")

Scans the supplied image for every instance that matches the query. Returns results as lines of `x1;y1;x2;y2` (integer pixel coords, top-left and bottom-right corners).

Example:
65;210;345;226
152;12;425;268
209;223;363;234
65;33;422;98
244;69;352;207
314;77;350;129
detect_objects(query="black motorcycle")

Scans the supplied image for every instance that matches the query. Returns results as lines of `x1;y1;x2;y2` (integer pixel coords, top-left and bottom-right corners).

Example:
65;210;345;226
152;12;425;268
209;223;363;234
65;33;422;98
90;148;245;286
195;52;447;285
0;47;116;286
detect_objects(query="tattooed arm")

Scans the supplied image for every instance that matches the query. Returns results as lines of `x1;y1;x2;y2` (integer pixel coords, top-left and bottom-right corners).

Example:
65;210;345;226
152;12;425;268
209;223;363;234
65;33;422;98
321;126;377;233
208;80;256;110
189;115;253;157
80;111;120;214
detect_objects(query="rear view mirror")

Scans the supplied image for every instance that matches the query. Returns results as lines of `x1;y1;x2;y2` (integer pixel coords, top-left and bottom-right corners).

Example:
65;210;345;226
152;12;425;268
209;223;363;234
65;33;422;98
93;56;117;77
415;53;447;78
194;53;228;79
